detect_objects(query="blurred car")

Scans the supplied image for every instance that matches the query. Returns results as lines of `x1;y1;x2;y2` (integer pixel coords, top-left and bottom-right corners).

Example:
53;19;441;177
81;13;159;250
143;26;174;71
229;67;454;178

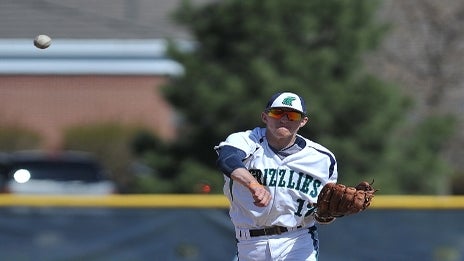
0;150;117;195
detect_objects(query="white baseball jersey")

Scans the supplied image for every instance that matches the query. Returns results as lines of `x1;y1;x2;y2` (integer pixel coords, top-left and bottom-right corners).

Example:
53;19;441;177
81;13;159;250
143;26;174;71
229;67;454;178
216;127;338;230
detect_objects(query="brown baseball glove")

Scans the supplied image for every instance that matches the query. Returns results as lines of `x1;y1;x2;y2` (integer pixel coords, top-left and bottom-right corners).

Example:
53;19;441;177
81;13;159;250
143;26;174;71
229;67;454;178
315;181;376;223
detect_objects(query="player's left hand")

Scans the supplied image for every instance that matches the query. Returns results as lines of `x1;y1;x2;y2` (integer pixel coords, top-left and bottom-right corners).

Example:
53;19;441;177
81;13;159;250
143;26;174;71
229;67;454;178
315;180;376;223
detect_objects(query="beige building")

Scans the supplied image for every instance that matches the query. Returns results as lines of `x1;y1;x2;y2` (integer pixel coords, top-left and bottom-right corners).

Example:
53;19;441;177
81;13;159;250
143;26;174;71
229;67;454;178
0;39;186;149
0;0;211;150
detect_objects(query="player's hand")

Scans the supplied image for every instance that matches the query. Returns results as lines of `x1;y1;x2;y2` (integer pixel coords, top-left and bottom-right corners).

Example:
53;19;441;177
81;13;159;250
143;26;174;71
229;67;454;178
248;181;271;207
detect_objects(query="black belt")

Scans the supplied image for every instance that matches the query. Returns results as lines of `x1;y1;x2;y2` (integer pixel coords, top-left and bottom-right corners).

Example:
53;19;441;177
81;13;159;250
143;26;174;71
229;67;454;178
249;225;302;237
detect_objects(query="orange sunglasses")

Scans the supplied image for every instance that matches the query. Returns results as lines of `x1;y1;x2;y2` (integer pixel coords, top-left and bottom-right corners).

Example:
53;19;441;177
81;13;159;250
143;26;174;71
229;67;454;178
266;108;303;121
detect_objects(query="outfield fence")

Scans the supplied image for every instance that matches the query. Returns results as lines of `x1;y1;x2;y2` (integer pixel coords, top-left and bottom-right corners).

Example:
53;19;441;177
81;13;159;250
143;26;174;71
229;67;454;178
0;195;463;261
0;194;463;208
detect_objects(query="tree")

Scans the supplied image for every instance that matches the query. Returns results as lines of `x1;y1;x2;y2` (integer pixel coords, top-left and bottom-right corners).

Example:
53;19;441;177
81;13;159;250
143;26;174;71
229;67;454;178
365;0;464;194
142;0;454;194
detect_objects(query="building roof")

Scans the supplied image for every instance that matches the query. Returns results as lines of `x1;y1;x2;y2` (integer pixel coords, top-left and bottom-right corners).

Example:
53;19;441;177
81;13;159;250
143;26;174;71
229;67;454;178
0;39;192;75
0;0;211;40
0;0;215;75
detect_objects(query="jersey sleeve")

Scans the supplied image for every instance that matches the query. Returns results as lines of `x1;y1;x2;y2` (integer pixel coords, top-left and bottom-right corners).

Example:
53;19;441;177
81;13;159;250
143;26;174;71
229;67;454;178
215;145;247;177
214;129;261;158
305;138;339;183
328;161;338;183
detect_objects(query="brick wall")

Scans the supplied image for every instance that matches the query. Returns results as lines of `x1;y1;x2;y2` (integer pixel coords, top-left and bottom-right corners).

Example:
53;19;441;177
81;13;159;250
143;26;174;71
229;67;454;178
0;75;176;149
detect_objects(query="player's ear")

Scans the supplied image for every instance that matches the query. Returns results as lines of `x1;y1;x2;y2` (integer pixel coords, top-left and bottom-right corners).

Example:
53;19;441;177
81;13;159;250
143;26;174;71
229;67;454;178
299;116;308;127
261;112;268;124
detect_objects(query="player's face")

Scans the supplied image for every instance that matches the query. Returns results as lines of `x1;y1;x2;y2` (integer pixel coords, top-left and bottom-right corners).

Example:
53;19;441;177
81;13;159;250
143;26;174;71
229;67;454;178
262;108;308;139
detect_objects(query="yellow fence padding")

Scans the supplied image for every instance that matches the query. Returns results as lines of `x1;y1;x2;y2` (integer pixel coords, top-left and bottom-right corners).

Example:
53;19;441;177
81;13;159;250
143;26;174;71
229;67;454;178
0;195;463;209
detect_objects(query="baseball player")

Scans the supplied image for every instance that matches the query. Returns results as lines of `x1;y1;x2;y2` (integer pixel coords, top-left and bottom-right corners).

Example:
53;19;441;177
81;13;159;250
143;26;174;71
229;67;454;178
215;92;338;261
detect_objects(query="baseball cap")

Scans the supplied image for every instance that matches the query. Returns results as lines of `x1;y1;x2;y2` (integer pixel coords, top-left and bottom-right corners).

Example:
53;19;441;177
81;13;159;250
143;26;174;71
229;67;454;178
265;92;307;115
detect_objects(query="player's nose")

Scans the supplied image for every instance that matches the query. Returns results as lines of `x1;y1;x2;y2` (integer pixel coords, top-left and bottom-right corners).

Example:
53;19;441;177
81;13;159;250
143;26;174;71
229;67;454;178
280;114;291;122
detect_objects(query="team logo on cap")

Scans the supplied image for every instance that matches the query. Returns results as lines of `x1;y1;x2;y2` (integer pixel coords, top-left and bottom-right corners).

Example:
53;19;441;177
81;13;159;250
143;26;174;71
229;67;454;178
282;96;296;106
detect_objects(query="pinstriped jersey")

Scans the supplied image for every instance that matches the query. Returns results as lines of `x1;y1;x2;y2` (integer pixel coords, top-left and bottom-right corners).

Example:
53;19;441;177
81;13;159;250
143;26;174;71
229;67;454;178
215;127;338;229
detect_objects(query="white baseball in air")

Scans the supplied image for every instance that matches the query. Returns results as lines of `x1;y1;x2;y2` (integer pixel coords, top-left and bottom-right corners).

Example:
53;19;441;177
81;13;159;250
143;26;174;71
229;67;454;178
34;34;52;49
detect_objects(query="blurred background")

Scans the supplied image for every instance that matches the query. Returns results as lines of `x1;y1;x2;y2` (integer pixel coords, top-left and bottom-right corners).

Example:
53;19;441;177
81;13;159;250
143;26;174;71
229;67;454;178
1;0;463;260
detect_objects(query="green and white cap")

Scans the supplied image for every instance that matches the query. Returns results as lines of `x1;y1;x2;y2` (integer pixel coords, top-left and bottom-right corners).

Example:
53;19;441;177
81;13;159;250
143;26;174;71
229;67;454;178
265;92;307;114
